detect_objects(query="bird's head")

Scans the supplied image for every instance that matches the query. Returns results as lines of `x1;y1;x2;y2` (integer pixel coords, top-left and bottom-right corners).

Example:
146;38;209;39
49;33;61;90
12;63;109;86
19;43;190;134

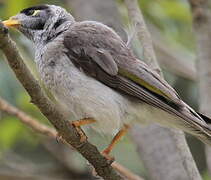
3;4;75;42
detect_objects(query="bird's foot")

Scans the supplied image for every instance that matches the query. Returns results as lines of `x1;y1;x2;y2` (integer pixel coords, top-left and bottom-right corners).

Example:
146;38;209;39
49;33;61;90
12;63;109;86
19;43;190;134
71;124;87;143
76;126;87;142
70;118;96;142
56;132;63;143
100;124;130;162
101;150;115;164
71;118;96;127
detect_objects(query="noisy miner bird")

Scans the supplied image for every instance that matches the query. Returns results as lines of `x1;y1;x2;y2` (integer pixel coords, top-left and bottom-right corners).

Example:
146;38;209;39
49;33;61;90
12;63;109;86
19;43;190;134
3;5;211;156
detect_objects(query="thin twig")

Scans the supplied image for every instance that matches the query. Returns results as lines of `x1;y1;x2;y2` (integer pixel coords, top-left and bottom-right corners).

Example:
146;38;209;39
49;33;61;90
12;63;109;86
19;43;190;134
112;162;144;180
0;97;57;138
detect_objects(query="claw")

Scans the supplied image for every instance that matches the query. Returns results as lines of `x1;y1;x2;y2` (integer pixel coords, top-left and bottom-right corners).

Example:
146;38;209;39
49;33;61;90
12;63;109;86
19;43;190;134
101;151;115;165
75;126;87;142
70;118;96;142
56;132;62;143
70;121;88;142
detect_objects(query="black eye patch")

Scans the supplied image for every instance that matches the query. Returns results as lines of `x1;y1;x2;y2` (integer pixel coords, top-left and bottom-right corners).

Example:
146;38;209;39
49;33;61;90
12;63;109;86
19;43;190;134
21;5;49;15
53;18;68;29
24;9;35;16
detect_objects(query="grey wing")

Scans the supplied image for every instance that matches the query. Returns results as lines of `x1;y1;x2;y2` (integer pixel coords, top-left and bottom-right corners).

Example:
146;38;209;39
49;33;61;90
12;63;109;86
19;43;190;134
82;47;118;76
63;22;182;105
63;24;208;129
63;24;181;108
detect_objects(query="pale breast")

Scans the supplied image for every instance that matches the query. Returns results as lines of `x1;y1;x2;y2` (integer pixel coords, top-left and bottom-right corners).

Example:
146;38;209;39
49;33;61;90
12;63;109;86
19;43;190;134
35;39;138;135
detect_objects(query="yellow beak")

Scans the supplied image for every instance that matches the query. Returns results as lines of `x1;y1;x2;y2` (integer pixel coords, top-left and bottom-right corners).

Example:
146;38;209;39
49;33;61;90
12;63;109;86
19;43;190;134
2;18;20;28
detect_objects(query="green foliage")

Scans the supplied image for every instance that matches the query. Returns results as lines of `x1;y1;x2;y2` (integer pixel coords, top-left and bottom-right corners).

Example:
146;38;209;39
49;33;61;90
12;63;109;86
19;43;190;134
0;115;40;152
145;0;191;22
0;0;49;19
0;117;24;150
5;0;30;17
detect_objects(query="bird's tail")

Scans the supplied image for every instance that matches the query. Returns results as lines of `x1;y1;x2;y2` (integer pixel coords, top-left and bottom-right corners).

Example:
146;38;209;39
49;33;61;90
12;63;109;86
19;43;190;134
193;113;211;145
182;111;211;146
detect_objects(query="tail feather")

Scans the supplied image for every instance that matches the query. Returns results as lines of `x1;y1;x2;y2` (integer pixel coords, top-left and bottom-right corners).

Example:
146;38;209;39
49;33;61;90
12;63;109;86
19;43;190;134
188;113;211;146
173;106;211;146
198;112;211;124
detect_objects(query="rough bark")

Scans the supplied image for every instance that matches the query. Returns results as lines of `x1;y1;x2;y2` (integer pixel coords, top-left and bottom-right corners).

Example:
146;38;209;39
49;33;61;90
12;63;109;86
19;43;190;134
188;0;211;175
0;22;123;180
67;0;201;179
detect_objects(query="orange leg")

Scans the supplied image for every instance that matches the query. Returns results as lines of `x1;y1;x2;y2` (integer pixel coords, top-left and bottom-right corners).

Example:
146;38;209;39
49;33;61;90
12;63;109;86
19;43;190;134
103;124;130;156
71;118;96;142
71;118;96;127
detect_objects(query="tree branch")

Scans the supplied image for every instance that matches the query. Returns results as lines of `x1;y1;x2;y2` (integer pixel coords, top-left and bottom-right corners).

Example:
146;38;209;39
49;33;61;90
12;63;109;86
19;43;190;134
0;22;123;180
124;0;161;75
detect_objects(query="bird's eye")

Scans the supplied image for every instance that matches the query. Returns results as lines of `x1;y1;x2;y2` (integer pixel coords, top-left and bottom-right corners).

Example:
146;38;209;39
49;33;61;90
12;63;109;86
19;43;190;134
25;10;34;16
31;10;40;16
25;10;40;16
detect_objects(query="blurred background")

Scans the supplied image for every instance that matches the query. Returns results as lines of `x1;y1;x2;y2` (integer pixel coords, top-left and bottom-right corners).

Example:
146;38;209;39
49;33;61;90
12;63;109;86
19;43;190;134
0;0;209;179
